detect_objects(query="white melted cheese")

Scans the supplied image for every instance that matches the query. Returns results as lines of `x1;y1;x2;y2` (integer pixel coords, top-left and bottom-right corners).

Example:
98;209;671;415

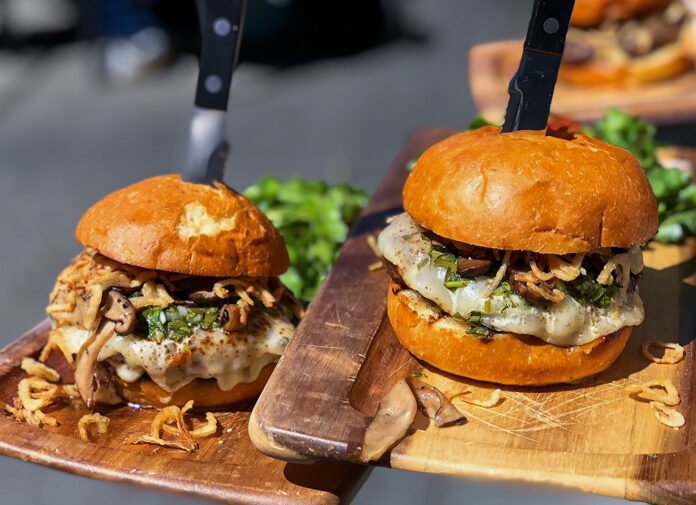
378;213;645;346
54;310;294;393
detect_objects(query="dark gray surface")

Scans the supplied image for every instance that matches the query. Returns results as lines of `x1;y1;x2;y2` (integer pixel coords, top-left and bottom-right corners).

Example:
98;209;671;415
0;0;641;503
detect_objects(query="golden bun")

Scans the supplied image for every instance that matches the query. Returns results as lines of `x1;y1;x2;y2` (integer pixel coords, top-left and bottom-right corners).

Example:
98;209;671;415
560;42;693;85
387;283;632;386
403;127;658;254
115;363;275;409
571;0;672;28
76;175;289;278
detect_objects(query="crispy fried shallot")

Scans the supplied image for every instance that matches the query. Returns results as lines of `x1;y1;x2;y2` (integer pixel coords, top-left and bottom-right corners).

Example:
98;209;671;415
641;341;685;364
125;400;219;451
20;358;60;383
650;401;685;429
18;377;60;412
78;413;110;442
626;379;681;406
451;388;503;408
360;379;417;462
408;378;466;427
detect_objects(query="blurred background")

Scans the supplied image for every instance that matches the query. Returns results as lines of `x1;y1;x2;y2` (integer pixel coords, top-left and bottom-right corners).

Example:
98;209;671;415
0;0;661;503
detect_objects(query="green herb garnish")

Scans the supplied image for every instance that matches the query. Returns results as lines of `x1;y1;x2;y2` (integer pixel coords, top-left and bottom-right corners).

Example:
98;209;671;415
463;311;494;337
565;275;616;309
138;305;220;343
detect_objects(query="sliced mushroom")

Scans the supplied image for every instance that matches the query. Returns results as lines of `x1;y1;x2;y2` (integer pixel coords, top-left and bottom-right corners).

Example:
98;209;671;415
220;301;250;332
456;257;492;277
408;378;466;427
102;289;136;334
359;379;417;462
189;290;223;304
74;319;116;408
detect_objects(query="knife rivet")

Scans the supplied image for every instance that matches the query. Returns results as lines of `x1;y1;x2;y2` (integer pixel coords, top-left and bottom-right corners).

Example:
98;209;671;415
213;18;231;37
543;17;559;34
205;75;223;94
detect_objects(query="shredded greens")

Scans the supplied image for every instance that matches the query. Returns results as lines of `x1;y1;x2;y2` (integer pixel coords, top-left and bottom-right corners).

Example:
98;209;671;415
565;275;616;309
460;311;494;337
420;241;469;291
585;109;696;244
138;305;220;343
244;176;369;301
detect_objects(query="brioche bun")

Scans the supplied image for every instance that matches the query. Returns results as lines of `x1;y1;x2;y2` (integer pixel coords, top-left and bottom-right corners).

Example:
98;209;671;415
571;0;672;28
403;127;658;254
76;174;289;278
388;284;632;386
560;42;693;85
115;363;276;409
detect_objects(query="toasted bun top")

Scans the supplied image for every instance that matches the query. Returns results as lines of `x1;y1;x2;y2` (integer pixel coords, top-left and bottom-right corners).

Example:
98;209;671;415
571;0;672;27
403;127;658;254
76;175;289;277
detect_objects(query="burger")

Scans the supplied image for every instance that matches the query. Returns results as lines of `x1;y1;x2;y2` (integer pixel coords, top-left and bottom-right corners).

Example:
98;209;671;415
561;0;695;85
44;175;302;408
378;127;658;386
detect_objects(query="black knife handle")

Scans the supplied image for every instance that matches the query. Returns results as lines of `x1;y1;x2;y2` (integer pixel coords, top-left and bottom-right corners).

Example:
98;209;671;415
524;0;574;54
194;0;247;110
501;0;574;133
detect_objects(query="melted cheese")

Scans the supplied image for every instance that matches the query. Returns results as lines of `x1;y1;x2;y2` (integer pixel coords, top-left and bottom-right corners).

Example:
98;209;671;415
53;310;293;393
378;213;645;346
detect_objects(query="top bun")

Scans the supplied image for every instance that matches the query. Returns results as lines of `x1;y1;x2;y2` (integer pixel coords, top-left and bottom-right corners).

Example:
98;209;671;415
403;127;658;254
571;0;672;27
76;175;289;277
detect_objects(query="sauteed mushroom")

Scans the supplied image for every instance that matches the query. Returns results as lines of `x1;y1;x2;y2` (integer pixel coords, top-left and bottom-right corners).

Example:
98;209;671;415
220;301;250;332
102;289;136;334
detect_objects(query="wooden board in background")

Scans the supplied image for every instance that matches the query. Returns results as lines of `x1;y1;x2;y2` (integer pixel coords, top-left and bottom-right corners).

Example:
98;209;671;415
469;40;696;125
250;128;696;505
0;321;370;505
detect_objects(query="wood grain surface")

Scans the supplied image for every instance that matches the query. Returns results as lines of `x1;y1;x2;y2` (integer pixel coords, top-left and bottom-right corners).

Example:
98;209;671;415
469;40;696;125
0;321;370;505
251;128;696;505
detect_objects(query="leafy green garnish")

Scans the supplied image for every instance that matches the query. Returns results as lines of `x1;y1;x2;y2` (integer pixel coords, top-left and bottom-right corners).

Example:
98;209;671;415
469;115;498;130
244;176;369;301
462;311;494;337
565;275;616;309
585;109;696;244
421;245;469;291
138;305;220;343
585;108;658;170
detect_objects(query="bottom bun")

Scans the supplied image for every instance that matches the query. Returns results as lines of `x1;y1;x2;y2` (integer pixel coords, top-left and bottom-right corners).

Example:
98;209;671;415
387;282;632;386
116;363;276;409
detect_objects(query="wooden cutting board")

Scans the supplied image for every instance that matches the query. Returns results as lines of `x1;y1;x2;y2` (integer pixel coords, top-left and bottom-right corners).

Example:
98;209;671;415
0;321;370;505
469;40;696;125
250;128;696;505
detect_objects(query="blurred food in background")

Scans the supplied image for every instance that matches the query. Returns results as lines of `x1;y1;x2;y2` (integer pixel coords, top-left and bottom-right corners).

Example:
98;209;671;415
244;177;369;301
562;0;694;85
469;0;696;124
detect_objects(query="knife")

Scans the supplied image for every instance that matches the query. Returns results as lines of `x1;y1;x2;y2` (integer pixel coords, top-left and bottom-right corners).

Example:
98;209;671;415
501;0;575;133
183;0;247;185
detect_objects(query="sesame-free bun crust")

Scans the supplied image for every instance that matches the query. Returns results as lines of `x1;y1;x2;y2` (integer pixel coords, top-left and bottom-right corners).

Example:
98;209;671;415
387;283;632;386
571;0;672;27
76;175;289;277
116;363;275;409
403;127;658;254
